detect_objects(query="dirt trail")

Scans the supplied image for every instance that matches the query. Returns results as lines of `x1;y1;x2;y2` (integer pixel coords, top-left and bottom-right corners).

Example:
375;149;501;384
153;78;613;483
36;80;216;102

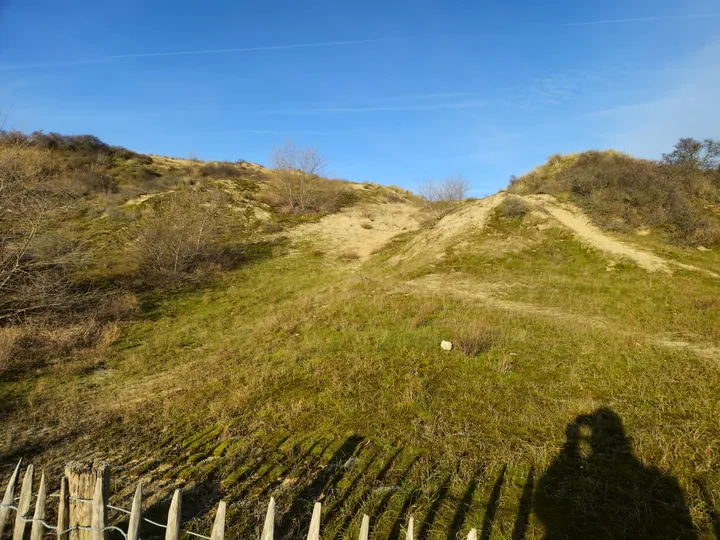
525;194;671;272
403;274;720;361
525;194;719;277
289;202;422;259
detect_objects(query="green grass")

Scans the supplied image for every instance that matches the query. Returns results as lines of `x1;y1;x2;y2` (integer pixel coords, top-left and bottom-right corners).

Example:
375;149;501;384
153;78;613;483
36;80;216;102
3;225;719;538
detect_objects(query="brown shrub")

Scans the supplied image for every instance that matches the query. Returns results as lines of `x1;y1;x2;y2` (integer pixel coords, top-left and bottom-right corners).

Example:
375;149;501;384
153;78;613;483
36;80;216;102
455;322;499;357
496;196;529;218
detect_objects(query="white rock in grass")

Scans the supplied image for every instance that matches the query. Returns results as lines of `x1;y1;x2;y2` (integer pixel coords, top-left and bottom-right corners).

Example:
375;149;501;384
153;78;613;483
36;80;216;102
440;340;453;351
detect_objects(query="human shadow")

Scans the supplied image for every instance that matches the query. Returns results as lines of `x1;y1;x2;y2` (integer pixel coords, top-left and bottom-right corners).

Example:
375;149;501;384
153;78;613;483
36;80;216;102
535;407;697;539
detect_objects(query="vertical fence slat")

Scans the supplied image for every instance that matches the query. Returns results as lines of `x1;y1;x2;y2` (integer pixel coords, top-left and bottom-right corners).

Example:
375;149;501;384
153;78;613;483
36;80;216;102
210;501;225;540
57;477;69;540
467;529;477;540
30;473;47;540
405;516;414;540
357;514;370;540
127;483;142;540
91;477;106;540
0;460;22;537
260;497;274;540
164;489;182;540
13;464;34;540
306;502;321;540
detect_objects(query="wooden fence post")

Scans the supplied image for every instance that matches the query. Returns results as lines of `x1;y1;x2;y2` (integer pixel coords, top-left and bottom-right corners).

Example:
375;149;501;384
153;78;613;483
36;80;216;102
127;483;142;540
405;516;414;540
0;460;22;537
57;477;69;540
358;514;370;540
306;503;321;540
65;461;109;540
165;489;182;540
260;497;274;540
210;501;225;540
12;464;34;540
30;472;47;540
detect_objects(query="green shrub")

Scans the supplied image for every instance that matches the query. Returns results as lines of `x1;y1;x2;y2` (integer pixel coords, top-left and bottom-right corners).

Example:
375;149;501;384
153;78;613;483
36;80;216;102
497;196;529;218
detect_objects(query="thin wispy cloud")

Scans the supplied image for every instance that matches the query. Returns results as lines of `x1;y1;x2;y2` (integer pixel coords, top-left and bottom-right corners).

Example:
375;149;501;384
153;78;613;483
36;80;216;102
251;100;485;115
102;37;406;59
563;13;720;26
0;37;405;71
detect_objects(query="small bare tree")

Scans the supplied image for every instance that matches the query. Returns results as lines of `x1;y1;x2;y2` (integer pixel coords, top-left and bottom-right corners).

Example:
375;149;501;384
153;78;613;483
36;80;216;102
417;175;469;218
270;140;328;213
418;175;469;202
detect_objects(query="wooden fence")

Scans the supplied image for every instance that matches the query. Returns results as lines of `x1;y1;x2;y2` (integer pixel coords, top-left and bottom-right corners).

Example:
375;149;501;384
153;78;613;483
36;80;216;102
0;460;477;540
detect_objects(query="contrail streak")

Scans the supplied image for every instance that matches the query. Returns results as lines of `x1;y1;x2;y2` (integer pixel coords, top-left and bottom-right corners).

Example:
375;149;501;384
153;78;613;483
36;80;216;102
101;37;406;59
563;13;720;26
0;37;405;70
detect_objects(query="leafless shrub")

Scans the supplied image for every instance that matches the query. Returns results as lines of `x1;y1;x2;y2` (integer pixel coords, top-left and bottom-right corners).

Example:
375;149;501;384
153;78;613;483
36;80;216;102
271;139;327;176
268;140;331;213
418;176;469;202
0;145;87;323
132;191;232;282
418;176;470;219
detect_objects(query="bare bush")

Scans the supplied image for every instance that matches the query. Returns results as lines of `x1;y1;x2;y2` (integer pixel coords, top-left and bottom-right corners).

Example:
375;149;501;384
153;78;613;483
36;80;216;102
418;176;469;202
133;191;227;282
417;176;470;218
269;140;329;213
132;191;259;283
271;139;327;175
0;144;86;322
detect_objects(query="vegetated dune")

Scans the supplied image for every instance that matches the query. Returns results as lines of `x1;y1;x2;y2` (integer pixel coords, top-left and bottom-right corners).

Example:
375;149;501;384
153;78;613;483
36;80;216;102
4;132;720;538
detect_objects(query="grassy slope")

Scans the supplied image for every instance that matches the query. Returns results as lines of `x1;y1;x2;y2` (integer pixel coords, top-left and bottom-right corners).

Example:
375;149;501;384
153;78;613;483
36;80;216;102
2;199;719;539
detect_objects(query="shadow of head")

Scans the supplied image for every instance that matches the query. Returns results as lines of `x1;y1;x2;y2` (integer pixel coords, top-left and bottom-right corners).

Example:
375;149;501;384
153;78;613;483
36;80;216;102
535;407;697;540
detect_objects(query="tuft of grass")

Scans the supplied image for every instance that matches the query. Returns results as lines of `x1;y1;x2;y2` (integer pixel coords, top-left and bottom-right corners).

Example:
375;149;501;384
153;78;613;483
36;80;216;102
453;321;500;357
339;251;361;261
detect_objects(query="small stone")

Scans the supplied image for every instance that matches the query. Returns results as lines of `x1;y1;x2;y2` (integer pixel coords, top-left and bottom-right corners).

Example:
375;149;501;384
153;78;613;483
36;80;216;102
697;246;710;252
440;340;453;351
343;457;358;469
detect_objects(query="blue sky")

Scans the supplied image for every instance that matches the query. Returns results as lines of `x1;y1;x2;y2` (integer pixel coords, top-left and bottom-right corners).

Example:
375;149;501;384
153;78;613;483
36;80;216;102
1;0;719;195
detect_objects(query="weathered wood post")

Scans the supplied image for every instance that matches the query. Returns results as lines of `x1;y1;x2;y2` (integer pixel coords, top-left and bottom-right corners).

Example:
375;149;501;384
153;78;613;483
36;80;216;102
64;461;110;540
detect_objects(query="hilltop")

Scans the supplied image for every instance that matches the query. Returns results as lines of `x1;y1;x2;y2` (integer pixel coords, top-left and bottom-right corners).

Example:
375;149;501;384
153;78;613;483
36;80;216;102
1;133;719;538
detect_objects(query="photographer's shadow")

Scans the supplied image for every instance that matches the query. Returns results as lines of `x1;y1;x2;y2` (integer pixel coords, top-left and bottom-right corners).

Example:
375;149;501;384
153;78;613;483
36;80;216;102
535;407;697;539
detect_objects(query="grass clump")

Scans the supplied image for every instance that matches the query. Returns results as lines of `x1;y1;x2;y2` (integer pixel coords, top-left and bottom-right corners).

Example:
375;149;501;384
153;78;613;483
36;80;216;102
453;321;500;356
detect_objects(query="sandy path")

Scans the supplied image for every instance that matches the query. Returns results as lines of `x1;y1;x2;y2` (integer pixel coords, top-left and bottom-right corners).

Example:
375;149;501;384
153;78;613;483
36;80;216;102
289;202;422;259
525;194;672;272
